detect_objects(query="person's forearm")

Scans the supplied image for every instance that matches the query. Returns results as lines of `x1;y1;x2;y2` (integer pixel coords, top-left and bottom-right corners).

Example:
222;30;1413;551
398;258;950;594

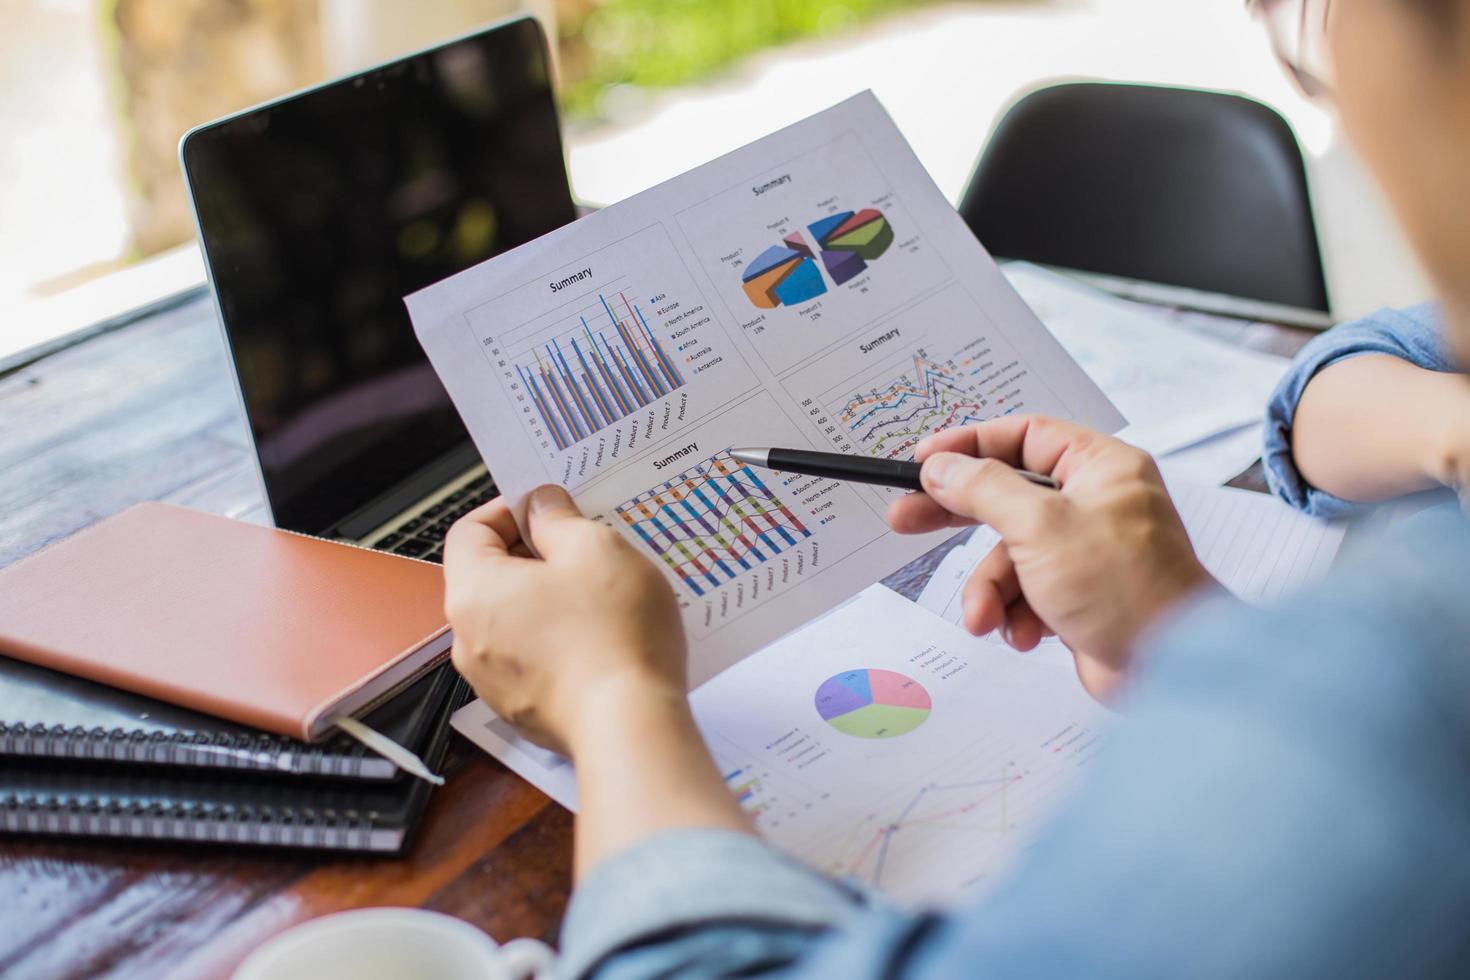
566;672;753;881
1290;354;1470;502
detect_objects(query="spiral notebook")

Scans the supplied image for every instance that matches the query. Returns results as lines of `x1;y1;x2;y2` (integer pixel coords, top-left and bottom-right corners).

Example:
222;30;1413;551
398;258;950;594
0;678;470;853
0;656;456;780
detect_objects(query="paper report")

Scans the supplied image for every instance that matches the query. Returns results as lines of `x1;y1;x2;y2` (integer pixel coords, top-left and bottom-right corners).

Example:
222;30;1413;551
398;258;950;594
455;586;1114;903
408;92;1122;683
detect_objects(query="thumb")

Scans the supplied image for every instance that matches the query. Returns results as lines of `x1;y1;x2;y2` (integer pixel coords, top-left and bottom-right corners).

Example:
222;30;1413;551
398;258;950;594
525;484;591;556
921;452;1055;539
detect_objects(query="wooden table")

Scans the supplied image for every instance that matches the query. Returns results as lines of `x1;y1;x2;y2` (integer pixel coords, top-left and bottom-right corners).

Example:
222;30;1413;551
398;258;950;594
0;286;1317;979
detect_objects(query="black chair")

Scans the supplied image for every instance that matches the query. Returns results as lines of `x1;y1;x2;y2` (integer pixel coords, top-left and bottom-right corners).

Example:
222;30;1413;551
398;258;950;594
958;82;1330;312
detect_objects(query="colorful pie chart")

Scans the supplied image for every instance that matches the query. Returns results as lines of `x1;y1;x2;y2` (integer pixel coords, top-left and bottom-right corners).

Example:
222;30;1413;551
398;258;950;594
815;668;931;738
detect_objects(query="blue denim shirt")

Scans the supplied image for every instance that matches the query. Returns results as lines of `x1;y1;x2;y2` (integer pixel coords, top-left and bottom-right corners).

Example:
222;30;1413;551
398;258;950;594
1263;303;1452;517
558;503;1470;979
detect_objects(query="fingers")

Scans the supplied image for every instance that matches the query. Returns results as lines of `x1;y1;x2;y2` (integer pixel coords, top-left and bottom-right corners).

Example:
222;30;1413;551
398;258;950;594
914;424;995;462
920;452;1057;537
886;491;977;535
525;484;594;557
443;497;517;576
916;416;1100;481
959;545;1052;650
962;542;1019;636
1002;597;1051;651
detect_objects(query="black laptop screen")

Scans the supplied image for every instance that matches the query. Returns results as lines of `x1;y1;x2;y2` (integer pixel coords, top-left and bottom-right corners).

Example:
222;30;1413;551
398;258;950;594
183;18;575;533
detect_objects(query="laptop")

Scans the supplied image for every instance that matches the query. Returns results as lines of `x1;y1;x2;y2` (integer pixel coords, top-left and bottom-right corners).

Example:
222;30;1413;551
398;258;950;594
180;16;576;560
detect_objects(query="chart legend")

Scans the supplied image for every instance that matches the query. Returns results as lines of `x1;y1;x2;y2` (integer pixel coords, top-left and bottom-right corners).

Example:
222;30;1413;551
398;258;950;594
815;669;931;738
723;766;771;818
615;449;813;597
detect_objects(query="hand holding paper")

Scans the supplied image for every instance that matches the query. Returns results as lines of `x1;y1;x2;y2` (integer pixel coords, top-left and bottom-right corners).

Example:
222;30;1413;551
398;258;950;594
408;93;1123;686
443;489;688;755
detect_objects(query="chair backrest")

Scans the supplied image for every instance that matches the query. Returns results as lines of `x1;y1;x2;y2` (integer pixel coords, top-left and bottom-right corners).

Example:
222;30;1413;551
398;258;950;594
959;82;1330;312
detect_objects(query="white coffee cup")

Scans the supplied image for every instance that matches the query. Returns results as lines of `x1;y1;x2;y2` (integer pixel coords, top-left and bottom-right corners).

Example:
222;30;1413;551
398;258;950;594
233;907;555;980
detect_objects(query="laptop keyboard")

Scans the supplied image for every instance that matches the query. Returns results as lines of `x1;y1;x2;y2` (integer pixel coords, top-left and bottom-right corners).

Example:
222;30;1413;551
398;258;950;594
371;472;498;564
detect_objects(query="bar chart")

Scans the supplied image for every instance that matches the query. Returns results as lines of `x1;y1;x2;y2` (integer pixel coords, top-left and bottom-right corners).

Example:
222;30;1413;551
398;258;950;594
513;290;686;451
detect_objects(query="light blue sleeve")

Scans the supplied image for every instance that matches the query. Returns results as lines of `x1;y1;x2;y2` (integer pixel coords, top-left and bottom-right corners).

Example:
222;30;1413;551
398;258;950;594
1262;303;1452;518
556;827;869;979
558;505;1470;980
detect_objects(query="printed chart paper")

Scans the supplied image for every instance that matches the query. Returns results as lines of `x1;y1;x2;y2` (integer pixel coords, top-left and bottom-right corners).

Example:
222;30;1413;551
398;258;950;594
454;586;1115;904
408;93;1122;684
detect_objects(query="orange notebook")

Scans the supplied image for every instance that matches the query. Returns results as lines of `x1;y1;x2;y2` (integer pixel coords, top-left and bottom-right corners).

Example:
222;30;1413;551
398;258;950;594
0;502;452;742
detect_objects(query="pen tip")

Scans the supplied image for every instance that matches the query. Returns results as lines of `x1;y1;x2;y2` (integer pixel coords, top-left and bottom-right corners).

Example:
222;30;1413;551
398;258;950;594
728;447;766;466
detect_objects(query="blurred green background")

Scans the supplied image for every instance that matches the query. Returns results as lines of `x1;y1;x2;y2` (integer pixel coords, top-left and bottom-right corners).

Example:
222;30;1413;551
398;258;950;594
558;0;934;117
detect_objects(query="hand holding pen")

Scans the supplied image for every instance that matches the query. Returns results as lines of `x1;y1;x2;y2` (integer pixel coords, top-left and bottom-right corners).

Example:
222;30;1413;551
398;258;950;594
739;418;1213;700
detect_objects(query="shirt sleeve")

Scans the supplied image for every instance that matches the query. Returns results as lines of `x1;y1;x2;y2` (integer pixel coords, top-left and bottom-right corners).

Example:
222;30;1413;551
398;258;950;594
1262;302;1451;518
557;828;868;979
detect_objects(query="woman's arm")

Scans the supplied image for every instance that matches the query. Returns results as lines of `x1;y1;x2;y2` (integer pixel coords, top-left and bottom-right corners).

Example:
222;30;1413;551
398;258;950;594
1262;303;1456;517
1290;354;1470;504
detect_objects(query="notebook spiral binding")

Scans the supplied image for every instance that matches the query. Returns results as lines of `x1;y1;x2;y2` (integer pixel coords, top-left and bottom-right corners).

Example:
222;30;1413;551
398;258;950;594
0;793;399;850
0;722;373;778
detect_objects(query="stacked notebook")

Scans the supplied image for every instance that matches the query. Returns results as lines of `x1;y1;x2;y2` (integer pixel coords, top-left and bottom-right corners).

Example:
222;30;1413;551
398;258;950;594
0;503;465;853
0;660;468;851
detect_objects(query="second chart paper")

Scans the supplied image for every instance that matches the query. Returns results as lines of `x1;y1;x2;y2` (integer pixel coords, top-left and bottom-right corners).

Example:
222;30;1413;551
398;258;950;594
454;586;1114;904
408;93;1122;683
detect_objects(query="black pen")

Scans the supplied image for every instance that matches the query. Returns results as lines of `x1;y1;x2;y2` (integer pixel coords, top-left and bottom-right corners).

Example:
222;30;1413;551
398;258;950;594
728;447;1059;493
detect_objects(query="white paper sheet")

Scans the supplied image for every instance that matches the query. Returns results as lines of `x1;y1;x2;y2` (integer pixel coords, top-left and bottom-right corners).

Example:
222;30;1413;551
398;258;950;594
454;586;1114;903
1003;264;1288;457
409;93;1121;686
1156;423;1266;488
916;481;1347;669
451;489;1344;894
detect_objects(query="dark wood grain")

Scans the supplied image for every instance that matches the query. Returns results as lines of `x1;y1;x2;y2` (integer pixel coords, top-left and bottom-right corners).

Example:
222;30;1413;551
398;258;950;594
0;292;262;571
0;287;1317;979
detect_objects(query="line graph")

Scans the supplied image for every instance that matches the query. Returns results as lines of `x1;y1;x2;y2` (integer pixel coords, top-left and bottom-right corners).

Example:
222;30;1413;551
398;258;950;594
821;341;1022;459
514;289;686;451
616;449;812;597
839;767;1024;887
808;723;1104;897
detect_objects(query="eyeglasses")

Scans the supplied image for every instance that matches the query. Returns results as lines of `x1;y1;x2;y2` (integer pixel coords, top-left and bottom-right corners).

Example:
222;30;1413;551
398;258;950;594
1247;0;1335;100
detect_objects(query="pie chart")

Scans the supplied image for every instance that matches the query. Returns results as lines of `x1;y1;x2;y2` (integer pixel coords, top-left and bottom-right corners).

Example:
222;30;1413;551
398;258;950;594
815;668;931;739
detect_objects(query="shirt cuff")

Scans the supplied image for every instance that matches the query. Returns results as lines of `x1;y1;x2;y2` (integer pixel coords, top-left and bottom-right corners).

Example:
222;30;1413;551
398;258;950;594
1262;304;1445;519
558;829;866;979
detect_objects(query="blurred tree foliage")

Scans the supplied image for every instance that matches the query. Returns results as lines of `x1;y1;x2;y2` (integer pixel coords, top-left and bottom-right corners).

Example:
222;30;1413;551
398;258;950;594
556;0;935;117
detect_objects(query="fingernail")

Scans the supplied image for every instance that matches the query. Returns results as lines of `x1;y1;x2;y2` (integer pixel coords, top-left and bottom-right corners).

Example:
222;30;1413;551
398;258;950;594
924;454;957;489
528;485;562;515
